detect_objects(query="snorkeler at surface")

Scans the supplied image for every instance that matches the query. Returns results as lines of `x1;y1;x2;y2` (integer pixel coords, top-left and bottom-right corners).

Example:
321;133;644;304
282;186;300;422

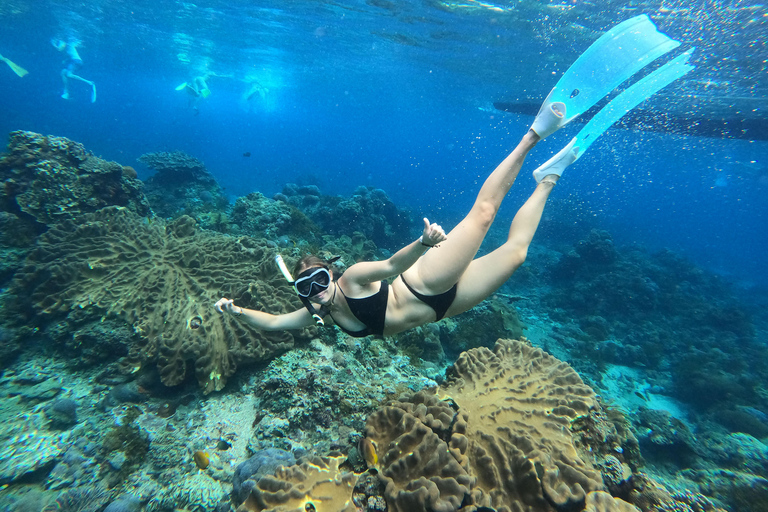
52;38;96;102
176;75;211;113
215;14;695;338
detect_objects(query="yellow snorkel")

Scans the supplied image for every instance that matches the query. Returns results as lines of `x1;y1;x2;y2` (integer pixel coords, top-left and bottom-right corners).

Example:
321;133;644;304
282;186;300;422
275;254;325;326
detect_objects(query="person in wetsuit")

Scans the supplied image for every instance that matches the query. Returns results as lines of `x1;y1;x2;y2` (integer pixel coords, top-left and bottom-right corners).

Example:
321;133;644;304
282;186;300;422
215;126;557;337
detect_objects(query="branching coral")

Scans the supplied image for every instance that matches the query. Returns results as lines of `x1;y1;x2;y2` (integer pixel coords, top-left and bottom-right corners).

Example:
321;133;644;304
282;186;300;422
9;206;311;393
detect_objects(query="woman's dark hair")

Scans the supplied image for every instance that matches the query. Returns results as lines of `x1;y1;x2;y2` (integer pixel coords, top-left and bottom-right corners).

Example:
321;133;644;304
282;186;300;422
293;255;330;277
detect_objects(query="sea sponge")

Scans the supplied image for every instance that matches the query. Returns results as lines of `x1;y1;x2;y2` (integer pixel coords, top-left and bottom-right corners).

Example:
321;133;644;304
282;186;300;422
9;206;311;393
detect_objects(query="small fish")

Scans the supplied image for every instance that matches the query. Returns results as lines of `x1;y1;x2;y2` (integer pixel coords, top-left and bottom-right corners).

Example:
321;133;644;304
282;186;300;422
193;450;210;469
634;391;648;401
359;438;378;468
243;152;251;157
570;89;580;98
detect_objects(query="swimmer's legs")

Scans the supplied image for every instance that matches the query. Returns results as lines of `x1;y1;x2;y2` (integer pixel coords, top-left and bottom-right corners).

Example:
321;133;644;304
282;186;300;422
446;177;557;316
409;129;540;293
61;69;96;102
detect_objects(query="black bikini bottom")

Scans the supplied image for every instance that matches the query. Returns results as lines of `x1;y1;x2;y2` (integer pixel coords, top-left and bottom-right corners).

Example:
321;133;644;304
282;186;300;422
400;274;458;321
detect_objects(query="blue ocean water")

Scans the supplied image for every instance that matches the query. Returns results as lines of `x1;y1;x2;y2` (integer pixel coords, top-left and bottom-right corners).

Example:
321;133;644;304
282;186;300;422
1;0;766;288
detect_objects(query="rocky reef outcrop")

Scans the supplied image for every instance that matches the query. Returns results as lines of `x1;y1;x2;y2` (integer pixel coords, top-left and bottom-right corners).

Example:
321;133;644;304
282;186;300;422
0;131;154;365
0;131;150;227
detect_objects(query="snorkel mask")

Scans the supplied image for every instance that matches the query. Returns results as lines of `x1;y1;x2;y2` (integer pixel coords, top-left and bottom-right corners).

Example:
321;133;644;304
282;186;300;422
293;267;332;298
275;254;325;326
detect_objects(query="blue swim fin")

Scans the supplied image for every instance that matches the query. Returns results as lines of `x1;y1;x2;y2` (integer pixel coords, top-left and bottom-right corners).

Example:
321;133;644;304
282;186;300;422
0;53;28;77
531;14;681;139
532;49;696;183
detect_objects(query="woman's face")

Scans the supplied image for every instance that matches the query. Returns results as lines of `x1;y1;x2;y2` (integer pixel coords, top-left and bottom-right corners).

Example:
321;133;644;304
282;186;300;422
294;266;333;302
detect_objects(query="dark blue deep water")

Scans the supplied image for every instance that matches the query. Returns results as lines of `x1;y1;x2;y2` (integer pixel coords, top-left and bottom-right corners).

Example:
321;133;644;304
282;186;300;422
2;0;766;287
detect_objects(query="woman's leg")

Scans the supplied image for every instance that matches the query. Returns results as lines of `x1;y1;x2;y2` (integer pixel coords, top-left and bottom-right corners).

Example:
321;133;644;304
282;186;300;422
445;177;556;317
409;130;540;293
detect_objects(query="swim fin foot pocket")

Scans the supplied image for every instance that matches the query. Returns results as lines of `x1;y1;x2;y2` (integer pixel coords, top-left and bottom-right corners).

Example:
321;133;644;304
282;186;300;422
529;14;682;140
532;138;580;183
531;99;567;139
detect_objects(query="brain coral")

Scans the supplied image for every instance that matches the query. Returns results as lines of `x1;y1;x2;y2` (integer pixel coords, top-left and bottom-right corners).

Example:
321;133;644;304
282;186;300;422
10;206;310;393
0;131;150;225
363;338;630;512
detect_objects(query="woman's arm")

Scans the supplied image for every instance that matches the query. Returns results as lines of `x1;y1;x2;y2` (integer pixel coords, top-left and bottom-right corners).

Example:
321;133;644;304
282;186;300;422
215;298;315;330
343;218;446;285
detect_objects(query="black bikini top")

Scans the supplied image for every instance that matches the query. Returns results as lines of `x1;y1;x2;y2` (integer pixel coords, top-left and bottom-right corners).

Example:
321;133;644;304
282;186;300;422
326;280;389;338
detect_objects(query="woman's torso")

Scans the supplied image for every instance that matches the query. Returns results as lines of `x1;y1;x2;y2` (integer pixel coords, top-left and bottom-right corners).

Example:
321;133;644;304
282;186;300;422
330;274;439;336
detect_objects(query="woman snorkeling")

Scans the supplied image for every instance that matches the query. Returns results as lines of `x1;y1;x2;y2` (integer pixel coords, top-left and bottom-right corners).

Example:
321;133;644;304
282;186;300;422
215;13;692;338
215;124;559;338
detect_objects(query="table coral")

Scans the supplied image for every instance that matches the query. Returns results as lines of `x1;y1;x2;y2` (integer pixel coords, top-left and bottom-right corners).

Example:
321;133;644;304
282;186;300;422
138;151;214;186
0;131;150;226
9;206;310;393
137;151;228;220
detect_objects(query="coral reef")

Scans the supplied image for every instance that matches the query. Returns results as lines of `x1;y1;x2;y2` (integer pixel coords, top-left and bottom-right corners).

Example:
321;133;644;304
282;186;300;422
146;471;230;512
237;455;357;512
138;151;228;221
242;339;622;512
369;339;605;512
233;448;296;504
230;191;319;242
8;206;310;393
250;338;435;454
242;339;716;512
41;484;112;512
278;184;412;251
46;441;100;491
0;412;71;485
543;230;768;429
0;131;150;226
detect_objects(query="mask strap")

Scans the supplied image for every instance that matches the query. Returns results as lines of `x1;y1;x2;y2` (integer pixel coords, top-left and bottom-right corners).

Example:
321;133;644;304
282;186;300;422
275;254;324;326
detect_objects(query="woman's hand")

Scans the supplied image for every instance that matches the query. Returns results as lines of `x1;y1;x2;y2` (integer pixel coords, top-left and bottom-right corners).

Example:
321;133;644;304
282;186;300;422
215;297;242;316
421;217;447;247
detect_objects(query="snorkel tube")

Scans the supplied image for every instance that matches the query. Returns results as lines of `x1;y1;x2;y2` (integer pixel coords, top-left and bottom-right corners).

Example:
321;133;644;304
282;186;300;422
275;254;325;326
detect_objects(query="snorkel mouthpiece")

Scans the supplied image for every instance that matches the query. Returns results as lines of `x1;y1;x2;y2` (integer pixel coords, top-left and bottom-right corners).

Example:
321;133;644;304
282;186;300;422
275;254;324;326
